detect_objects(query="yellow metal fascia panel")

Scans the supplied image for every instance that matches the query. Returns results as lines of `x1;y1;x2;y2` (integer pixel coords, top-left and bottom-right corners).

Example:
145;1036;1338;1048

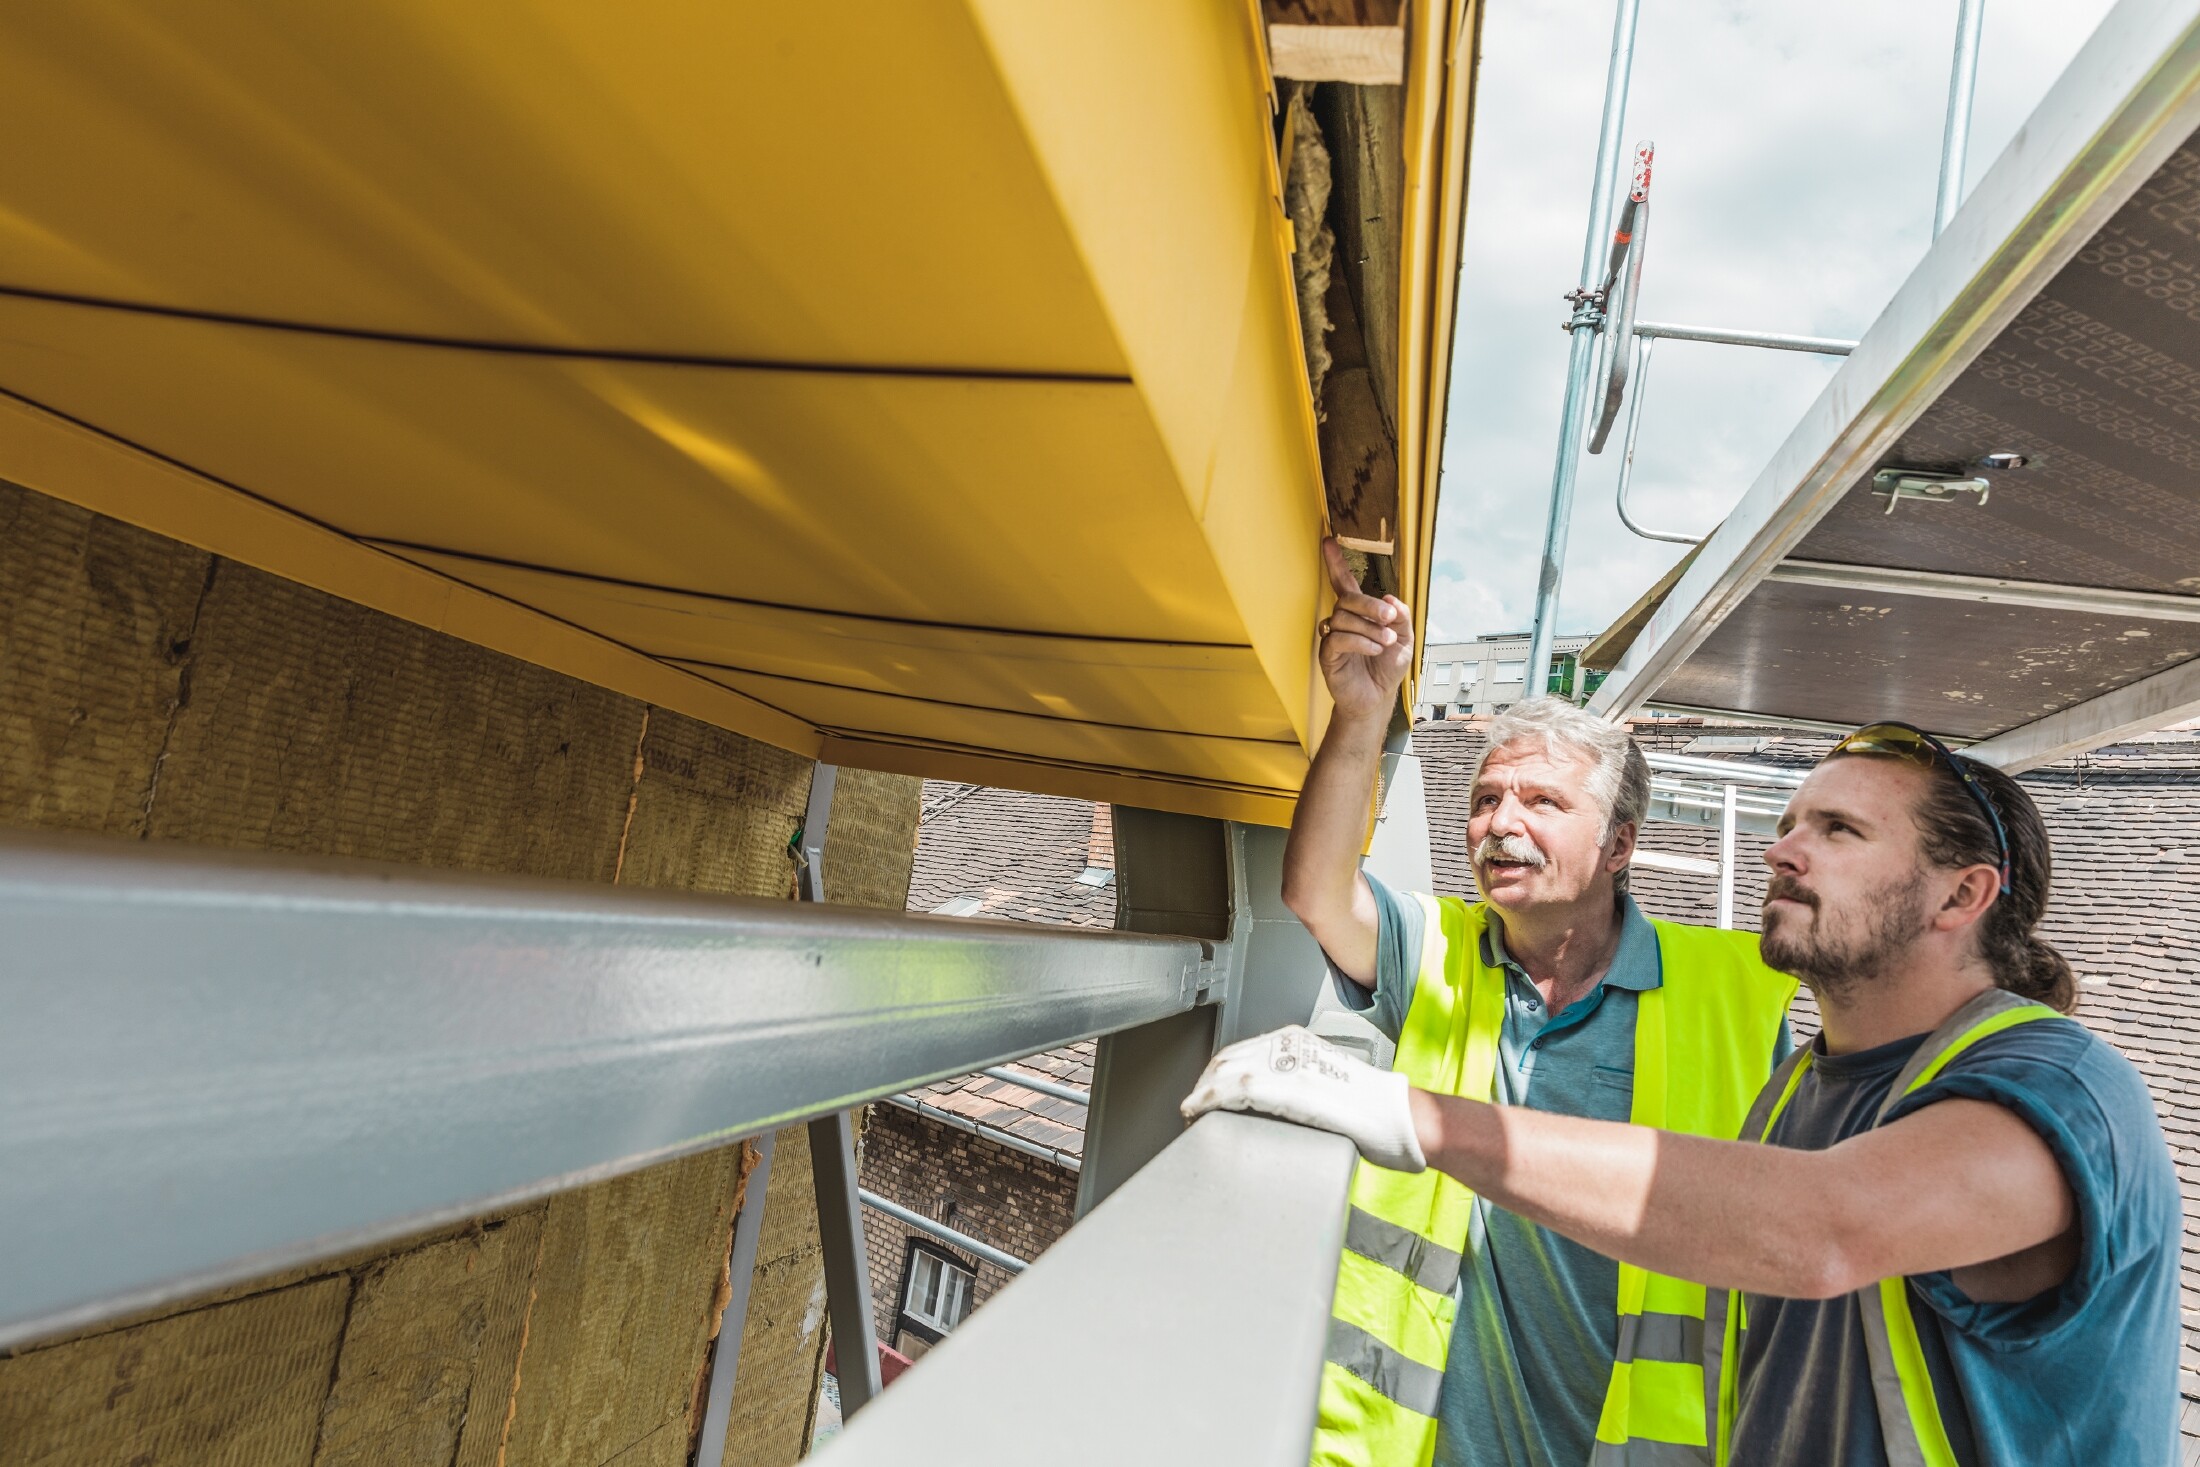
0;390;820;755
0;298;1245;646
819;733;1300;829
385;548;1296;743
967;0;1327;747
682;663;1308;793
1393;0;1483;711
0;4;1127;374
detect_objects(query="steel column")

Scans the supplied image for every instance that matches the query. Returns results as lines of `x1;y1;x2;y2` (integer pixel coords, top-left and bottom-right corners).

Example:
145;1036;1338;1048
1527;0;1644;694
812;1109;884;1415
797;761;838;903
1936;0;1988;238
696;1131;775;1467
0;829;1204;1350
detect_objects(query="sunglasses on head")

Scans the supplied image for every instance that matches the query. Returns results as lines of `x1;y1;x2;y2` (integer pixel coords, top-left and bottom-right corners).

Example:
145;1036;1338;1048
1826;721;2013;896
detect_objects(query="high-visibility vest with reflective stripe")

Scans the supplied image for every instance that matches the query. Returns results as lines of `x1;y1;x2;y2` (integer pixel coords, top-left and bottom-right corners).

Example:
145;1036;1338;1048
1712;988;2062;1467
1313;895;1797;1467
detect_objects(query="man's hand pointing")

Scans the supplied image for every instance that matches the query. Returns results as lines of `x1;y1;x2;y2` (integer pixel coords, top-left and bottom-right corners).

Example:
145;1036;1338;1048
1318;538;1415;723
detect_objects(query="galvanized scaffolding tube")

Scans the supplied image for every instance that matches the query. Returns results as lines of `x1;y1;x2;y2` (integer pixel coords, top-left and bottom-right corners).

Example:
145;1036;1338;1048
1936;0;1988;237
1525;0;1645;696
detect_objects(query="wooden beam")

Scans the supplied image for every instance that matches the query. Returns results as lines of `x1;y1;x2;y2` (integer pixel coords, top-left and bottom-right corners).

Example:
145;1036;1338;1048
1268;24;1406;83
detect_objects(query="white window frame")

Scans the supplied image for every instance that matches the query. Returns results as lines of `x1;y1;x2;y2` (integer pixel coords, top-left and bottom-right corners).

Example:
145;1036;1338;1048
903;1246;976;1334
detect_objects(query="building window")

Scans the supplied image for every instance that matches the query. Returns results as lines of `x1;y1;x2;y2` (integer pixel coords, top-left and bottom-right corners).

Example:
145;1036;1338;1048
1493;660;1526;683
902;1247;975;1336
930;895;984;917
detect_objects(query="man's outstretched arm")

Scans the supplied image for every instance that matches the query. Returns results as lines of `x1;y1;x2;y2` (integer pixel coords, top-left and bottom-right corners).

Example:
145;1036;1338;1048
1282;540;1415;987
1188;1028;2075;1299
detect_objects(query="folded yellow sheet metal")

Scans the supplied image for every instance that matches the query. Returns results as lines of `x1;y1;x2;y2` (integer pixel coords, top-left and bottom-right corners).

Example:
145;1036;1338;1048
0;2;1474;825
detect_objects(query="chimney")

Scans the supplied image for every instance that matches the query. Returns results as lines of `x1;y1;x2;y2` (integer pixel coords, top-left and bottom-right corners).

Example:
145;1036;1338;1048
1088;804;1115;871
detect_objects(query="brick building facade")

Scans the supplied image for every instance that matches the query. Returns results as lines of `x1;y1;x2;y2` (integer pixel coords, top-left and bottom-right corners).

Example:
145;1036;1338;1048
853;783;1111;1367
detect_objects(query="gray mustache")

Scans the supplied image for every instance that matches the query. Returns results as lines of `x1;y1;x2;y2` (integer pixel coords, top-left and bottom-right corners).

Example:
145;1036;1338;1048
1474;833;1548;869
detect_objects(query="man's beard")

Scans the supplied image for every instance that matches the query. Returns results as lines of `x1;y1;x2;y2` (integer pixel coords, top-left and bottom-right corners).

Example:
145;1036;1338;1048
1759;867;1933;999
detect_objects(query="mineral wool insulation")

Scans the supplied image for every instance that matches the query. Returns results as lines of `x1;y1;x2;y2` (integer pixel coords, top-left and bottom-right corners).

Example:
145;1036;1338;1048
1285;86;1336;416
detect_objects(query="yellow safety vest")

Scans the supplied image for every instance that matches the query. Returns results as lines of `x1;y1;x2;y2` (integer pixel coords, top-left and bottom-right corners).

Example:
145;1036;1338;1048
1712;988;2062;1467
1314;895;1797;1467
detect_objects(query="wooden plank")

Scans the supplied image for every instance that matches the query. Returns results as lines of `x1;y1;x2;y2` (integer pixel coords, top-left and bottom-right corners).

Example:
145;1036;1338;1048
1268;24;1406;83
309;1216;545;1467
0;1277;350;1467
0;481;210;836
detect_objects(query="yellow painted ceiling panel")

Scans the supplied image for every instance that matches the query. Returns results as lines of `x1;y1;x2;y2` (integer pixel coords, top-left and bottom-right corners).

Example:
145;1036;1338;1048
680;663;1308;797
0;298;1243;645
0;3;1476;823
0;4;1124;373
383;547;1298;745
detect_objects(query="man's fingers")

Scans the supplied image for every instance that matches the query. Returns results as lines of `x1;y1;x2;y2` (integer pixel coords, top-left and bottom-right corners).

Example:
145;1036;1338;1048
1327;609;1398;647
1323;632;1387;660
1321;537;1362;600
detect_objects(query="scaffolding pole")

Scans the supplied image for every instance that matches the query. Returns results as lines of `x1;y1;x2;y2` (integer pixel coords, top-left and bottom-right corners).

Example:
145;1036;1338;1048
1936;0;1987;237
1526;0;1644;696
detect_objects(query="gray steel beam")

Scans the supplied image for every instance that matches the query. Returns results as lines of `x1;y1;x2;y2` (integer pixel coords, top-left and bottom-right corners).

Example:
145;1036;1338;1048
696;1130;775;1467
1764;560;2200;623
0;828;1205;1350
826;1112;1359;1467
812;1109;883;1415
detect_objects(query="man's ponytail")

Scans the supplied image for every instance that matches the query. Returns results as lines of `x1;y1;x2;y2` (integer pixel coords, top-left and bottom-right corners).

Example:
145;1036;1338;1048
1908;758;2078;1014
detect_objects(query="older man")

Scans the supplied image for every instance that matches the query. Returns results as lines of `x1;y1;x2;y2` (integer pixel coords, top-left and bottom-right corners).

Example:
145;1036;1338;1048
1204;720;2180;1465
1279;541;1795;1467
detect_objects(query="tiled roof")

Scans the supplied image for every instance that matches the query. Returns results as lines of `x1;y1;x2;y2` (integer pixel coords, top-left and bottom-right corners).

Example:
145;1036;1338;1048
898;1043;1095;1164
900;781;1113;1160
904;781;1116;928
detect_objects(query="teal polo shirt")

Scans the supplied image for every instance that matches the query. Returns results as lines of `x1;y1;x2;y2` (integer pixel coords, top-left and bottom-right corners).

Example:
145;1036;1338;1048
1329;875;1775;1467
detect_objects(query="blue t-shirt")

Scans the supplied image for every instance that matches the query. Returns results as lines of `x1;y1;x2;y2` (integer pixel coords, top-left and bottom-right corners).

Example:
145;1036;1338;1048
1333;876;1788;1467
1729;1018;2182;1466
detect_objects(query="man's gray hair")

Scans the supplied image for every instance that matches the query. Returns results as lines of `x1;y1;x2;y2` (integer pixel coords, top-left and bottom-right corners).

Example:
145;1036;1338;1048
1474;698;1651;892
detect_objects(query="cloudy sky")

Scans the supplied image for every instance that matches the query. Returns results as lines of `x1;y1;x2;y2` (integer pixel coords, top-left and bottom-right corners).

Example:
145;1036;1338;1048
1430;0;2120;643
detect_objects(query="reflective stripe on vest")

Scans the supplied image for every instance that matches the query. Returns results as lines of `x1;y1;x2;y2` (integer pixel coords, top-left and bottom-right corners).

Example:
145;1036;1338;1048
1312;897;1796;1467
1712;989;2061;1467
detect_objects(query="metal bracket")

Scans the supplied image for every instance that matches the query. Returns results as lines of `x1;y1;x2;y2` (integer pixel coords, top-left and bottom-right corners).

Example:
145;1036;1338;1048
1871;468;1991;514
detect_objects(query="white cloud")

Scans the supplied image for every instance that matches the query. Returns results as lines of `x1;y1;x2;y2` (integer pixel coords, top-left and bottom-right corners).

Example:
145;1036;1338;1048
1433;0;2118;641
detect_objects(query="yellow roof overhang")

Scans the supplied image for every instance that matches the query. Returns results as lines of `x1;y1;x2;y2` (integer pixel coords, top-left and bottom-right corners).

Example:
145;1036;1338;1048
0;1;1477;824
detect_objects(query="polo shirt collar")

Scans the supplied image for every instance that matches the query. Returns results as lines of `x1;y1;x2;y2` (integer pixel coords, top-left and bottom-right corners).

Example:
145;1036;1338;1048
1481;893;1664;993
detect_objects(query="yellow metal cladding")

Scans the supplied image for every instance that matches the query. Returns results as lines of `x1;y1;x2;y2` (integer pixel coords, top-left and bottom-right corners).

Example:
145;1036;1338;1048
0;1;1475;826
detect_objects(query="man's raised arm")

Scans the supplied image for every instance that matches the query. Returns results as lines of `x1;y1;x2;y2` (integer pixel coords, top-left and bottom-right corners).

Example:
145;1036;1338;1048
1280;539;1416;988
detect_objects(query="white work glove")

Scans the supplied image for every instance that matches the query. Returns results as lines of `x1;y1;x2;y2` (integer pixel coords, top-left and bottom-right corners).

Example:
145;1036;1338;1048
1180;1025;1426;1172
